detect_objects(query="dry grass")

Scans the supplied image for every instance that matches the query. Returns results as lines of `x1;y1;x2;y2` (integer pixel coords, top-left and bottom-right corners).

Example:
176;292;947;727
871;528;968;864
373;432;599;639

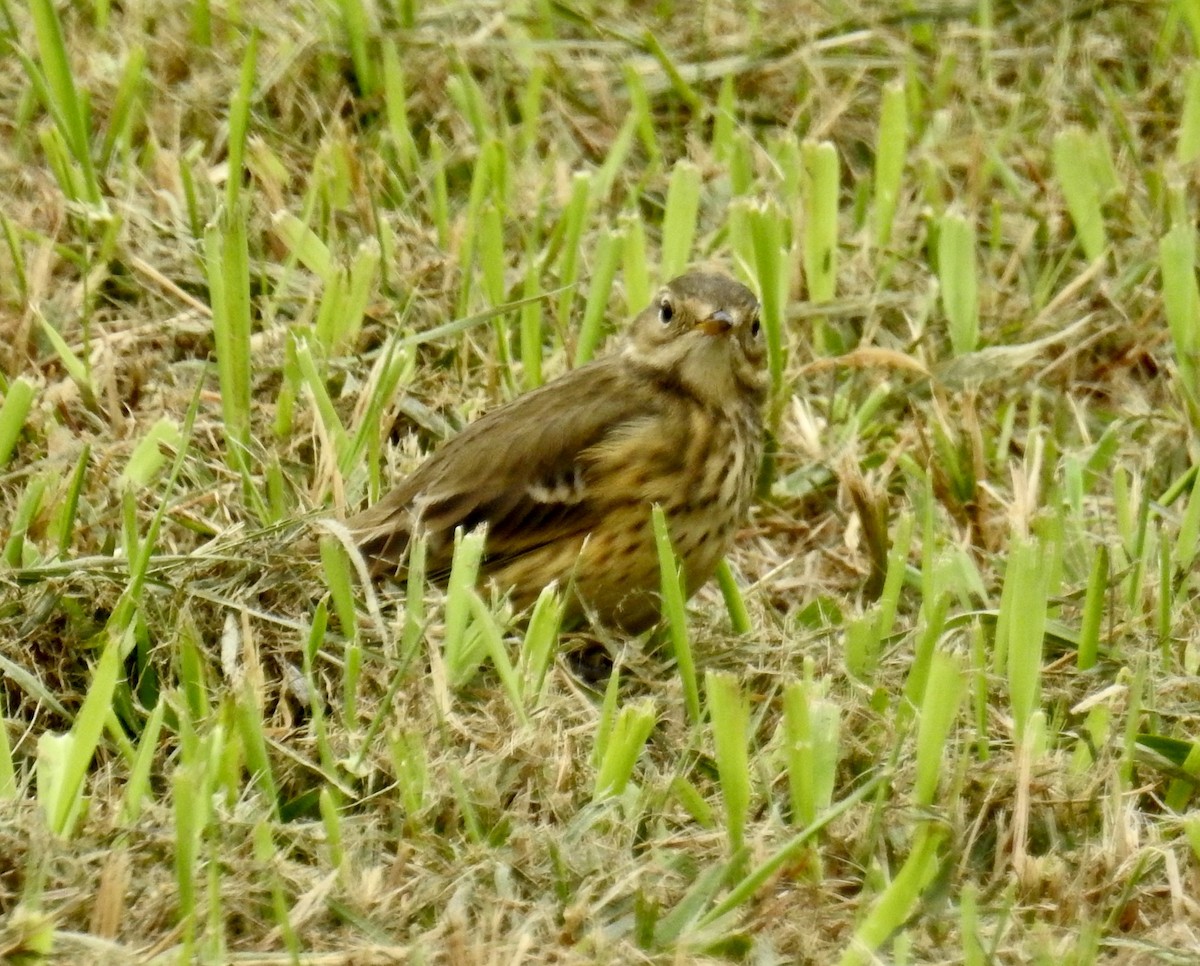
2;0;1200;962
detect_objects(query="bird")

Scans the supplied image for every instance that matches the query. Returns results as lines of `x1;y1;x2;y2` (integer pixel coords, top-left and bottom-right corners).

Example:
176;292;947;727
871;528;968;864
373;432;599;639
344;270;767;633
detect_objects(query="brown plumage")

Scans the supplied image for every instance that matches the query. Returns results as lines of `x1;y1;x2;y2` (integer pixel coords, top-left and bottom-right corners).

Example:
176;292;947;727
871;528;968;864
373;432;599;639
345;270;767;632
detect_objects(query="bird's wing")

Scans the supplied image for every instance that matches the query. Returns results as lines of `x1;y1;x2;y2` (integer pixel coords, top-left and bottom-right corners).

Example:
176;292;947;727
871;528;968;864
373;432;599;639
346;359;669;577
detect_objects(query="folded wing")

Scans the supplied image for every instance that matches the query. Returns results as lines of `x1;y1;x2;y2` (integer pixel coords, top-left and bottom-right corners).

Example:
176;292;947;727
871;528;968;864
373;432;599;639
346;359;665;579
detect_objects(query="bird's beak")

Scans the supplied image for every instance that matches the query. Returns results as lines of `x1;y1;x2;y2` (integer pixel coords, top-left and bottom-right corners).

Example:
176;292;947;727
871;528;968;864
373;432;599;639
697;310;734;336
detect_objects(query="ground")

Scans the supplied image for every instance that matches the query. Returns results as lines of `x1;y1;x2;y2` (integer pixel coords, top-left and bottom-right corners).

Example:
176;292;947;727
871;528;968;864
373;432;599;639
2;0;1200;963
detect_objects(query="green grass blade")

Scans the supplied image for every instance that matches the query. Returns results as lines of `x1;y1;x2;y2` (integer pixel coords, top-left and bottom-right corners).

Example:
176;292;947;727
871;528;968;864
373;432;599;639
745;201;787;394
381;39;417;177
711;74;736;160
1178;62;1200;164
28;0;102;203
37;313;93;404
697;770;888;928
553;172;592;330
337;0;378;97
1005;536;1057;742
517;61;547;160
519;260;544;389
272;210;333;281
319;536;359;643
467;590;528;726
172;753;210;951
1159;221;1200;400
1176;470;1200;572
593;699;657;800
622;61;662;166
594;113;639;203
913;651;964;807
1078;544;1109;670
641;30;703;112
295;336;350;470
801;139;839;305
399;533;427;675
235;681;280;816
652;504;699;723
519;583;563;704
120;697;165;824
660;160;701;280
654;859;732;947
48;444;89;557
97;43;146;169
0;376;35;468
621;212;651;313
119;417;181;488
0;703;15;798
714;559;751;634
224;31;258;211
0;210;28;304
574;227;621;366
204;202;254;481
938;208;980;355
837;825;946;966
784;677;841;828
44;628;124;836
443;527;487;686
706;670;750;862
873;79;909;248
1052;126;1110;262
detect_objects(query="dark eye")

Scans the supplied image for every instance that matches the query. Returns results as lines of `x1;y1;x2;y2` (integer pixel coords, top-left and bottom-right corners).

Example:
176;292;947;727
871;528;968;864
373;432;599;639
750;314;761;338
658;298;674;324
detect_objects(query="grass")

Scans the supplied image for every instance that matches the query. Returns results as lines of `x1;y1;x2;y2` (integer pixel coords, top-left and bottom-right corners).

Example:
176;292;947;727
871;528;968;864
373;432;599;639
2;0;1200;962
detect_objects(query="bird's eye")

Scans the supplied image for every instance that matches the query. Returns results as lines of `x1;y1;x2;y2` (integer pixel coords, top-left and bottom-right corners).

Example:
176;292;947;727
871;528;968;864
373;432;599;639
750;314;762;338
658;298;674;325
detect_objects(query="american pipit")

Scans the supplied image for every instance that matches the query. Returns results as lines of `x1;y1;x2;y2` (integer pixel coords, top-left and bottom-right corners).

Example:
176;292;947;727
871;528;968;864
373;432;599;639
346;270;766;632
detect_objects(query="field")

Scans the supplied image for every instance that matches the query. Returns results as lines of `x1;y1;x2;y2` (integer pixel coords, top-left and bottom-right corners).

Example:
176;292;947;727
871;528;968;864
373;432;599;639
3;0;1200;962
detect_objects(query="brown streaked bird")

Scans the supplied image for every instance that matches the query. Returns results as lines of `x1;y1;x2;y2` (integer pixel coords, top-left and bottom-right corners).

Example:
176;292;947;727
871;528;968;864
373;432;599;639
345;270;766;633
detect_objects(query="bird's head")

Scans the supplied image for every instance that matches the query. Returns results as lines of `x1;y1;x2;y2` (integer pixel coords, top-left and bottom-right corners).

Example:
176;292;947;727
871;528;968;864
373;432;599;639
626;271;767;409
